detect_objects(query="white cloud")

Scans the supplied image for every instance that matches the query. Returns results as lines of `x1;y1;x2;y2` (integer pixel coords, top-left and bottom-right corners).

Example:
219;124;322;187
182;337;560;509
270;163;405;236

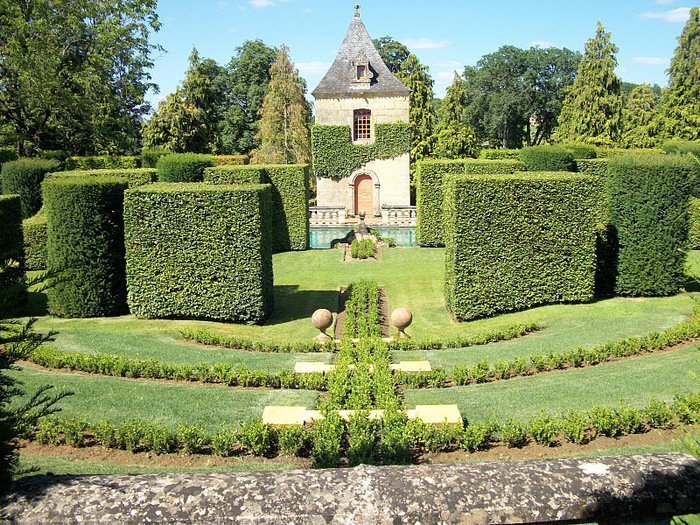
433;60;461;68
218;1;231;9
401;37;451;50
296;61;331;76
303;8;313;12
228;26;238;33
529;40;555;48
250;0;275;6
632;57;670;65
656;0;675;4
640;7;691;22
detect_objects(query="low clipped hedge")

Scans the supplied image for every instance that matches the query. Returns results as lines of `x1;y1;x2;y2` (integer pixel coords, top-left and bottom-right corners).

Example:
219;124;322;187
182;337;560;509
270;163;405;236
0;195;25;300
44;176;129;317
23;208;47;270
124;183;274;323
518;146;575;172
660;140;700;158
212;155;248;166
595;147;665;158
478;149;520;160
689;197;700;251
1;158;61;218
203;165;266;185
463;159;526;174
445;172;604;320
608;153;696;296
561;143;597;159
575;159;609;177
65;156;140;170
46;168;157;188
140;148;169;168
156;153;214;182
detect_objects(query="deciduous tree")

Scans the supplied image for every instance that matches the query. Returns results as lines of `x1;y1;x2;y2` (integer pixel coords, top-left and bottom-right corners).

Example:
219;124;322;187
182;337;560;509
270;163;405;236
396;54;436;161
372;36;410;74
621;84;661;148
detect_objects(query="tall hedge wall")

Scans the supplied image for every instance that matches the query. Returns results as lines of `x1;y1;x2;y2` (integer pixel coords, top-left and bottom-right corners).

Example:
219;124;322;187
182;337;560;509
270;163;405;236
519;146;575;172
0;195;25;301
43;176;129;317
23;208;47;270
1;158;61;218
203;166;266;185
124;183;274;323
416;159;526;247
608;154;696;296
445;172;604;320
689;197;700;251
575;159;609;177
156;153;214;182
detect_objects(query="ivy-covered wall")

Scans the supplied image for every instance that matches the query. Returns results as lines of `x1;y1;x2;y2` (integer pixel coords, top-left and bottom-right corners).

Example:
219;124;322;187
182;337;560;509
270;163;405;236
311;123;410;180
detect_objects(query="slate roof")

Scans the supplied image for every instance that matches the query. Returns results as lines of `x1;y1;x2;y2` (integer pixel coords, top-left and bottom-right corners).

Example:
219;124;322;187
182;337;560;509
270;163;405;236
312;11;410;97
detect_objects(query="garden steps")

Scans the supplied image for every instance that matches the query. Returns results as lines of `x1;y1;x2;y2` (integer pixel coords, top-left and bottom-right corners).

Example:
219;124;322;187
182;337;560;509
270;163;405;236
262;404;462;426
294;360;432;374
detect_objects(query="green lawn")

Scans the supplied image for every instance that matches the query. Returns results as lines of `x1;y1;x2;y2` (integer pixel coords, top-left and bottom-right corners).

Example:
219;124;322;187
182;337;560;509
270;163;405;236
404;343;700;423
9;367;318;433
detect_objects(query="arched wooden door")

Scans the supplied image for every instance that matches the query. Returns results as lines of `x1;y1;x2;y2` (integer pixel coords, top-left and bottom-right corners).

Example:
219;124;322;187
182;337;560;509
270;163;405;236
354;174;374;216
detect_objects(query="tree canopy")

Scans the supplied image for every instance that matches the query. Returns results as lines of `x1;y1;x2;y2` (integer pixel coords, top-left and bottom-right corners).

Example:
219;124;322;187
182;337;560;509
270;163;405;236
555;22;622;146
621;84;661;148
372;36;410;74
0;0;161;156
396;53;436;161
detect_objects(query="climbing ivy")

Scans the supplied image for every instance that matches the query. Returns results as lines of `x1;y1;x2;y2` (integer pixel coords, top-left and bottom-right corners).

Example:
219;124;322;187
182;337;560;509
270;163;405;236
311;123;411;180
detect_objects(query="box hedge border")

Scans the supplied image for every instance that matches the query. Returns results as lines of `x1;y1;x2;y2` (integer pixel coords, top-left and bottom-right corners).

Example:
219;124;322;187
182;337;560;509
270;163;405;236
123;182;274;323
445;172;604;320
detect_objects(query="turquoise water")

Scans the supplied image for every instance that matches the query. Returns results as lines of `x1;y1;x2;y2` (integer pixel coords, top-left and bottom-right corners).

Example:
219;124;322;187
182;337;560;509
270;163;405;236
309;226;417;249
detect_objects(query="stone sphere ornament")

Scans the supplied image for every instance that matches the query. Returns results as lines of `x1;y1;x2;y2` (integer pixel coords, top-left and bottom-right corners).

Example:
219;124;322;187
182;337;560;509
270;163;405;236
312;309;333;342
391;307;412;339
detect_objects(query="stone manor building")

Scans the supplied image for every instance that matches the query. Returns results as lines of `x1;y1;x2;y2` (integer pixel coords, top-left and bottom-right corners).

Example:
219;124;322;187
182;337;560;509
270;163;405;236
310;6;413;225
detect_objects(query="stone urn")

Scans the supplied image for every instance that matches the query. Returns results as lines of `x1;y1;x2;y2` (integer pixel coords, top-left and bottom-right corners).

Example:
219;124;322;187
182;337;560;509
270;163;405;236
391;307;412;339
312;309;333;342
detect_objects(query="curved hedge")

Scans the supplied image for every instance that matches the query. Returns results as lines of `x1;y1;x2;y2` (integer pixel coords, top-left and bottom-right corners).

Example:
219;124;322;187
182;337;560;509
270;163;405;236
0;195;25;300
1;158;61;218
23;208;47;270
608;153;696;296
44;176;129;317
156;153;214;182
124;183;274;323
519;146;575;172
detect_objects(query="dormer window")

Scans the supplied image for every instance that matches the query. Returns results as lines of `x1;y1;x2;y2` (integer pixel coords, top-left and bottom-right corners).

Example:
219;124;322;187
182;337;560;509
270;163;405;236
354;109;371;141
357;65;366;80
351;49;372;87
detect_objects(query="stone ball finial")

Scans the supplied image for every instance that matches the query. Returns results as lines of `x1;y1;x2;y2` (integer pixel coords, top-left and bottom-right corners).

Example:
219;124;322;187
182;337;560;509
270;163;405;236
391;308;412;339
312;309;333;342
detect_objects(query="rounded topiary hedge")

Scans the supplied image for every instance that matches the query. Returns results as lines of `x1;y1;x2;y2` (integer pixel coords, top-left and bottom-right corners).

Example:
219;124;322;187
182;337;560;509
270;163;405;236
43;176;129;317
1;158;61;218
156;153;214;182
519;146;575;172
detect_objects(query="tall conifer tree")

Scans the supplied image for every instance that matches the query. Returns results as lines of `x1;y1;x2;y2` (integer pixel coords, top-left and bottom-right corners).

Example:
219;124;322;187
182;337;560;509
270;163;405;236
555;22;622;145
662;7;700;141
396;53;436;161
252;45;310;164
621;84;660;148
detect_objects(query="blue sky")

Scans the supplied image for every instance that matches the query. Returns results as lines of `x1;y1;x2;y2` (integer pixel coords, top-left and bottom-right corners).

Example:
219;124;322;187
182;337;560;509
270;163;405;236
147;0;696;109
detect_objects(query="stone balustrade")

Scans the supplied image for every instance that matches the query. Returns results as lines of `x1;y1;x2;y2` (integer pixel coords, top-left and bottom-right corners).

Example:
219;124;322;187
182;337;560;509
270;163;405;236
381;205;416;226
309;206;346;225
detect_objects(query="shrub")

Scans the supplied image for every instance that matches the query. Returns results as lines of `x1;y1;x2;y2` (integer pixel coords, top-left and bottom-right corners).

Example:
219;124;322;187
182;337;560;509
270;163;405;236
44;176;128;317
415;159;466;247
347;411;378;465
237;419;277;457
350;239;359;259
608;153;696;296
618;404;644;435
478;149;520;160
124;183;273;323
143;424;176;455
203;166;265;185
459;422;490;452
500;418;528;448
444;172;604;320
156;153;214;182
0;196;24;297
177;422;208;454
672;392;700;424
689;198;700;250
644;398;675;429
311;412;344;468
116;418;147;452
65;156;140;170
558;409;588;444
35;417;63;445
93;419;117;449
0;147;18;167
39;150;68;169
575;159;609;177
661;140;700;158
519;146;575;172
1;159;61;218
278;426;312;457
379;410;418;465
22;209;47;270
62;417;87;447
527;410;557;446
141;148;169;169
589;405;622;437
211;424;238;457
212;155;248;166
562;143;597;159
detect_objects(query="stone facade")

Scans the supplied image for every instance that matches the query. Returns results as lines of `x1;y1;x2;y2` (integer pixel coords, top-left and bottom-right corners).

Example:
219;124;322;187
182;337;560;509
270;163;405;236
312;8;411;216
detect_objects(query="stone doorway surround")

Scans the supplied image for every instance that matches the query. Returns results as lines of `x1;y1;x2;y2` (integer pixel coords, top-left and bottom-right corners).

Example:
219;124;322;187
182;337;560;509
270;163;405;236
347;168;380;216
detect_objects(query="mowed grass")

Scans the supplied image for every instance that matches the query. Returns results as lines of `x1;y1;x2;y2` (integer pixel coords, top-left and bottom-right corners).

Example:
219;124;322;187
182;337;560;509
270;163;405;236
9;367;318;433
404;343;700;423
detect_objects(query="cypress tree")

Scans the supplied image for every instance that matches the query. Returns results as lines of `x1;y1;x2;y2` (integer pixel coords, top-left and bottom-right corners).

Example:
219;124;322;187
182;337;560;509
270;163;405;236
621;84;661;148
662;7;700;141
555;22;623;145
396;54;436;161
252;45;310;165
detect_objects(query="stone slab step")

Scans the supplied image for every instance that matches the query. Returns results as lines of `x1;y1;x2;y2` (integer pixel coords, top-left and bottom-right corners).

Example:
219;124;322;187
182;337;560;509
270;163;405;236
262;404;461;426
294;361;432;374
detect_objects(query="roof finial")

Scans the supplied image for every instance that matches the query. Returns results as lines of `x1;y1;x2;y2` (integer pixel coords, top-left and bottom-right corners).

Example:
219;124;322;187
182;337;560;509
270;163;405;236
354;4;360;17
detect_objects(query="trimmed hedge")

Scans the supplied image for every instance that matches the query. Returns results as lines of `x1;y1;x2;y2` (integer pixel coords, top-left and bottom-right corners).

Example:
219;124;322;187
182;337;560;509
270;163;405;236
463;159;526;174
156;153;214;182
690;197;700;251
1;158;61;218
141;148;169;169
518;146;575;172
608;153;696;296
212;155;249;166
595;147;665;158
44;176;129;317
575;158;609;177
0;195;25;300
561;143;597;159
23;208;47;270
65;156;140;170
0;146;18;167
478;149;520;160
203;166;266;185
660;140;700;157
124;183;274;323
445;172;604;320
46;168;157;188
